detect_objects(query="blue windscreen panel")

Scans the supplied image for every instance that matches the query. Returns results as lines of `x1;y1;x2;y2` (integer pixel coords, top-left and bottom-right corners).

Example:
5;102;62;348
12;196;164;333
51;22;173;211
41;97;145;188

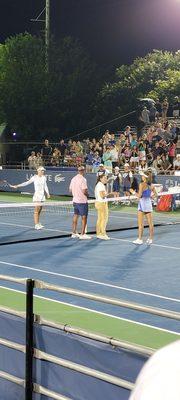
0;311;148;400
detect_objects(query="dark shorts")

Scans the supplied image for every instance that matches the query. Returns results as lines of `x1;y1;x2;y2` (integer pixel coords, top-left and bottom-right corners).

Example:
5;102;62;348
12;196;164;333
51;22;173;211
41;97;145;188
73;203;88;217
123;184;131;192
113;181;120;192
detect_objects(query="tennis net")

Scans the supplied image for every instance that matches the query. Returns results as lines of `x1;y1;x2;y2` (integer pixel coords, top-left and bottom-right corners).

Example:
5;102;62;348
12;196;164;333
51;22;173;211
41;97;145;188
0;192;180;245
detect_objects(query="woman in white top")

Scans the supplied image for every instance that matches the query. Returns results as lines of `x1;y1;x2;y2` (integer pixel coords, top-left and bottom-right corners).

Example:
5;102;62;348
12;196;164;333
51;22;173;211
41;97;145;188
94;172;110;240
10;166;50;229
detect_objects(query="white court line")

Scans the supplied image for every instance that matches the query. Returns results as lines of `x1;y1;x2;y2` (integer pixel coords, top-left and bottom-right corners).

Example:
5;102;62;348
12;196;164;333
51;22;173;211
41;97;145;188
0;221;70;234
0;260;179;303
110;236;180;251
0;285;179;337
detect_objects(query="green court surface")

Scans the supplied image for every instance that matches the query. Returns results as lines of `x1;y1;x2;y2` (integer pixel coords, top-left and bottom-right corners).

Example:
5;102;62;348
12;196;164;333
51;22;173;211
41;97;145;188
0;287;179;350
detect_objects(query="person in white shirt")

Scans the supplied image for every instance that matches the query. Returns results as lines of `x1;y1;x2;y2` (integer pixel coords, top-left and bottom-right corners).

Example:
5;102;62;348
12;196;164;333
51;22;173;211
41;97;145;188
95;172;110;240
10;166;50;230
129;340;180;400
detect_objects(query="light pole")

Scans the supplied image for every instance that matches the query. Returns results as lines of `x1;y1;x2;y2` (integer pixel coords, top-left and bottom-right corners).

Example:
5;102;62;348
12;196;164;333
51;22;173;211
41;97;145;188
45;0;50;71
30;0;51;71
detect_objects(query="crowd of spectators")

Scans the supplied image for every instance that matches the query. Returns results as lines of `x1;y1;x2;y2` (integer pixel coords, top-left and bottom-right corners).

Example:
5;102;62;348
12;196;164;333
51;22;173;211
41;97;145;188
27;118;180;176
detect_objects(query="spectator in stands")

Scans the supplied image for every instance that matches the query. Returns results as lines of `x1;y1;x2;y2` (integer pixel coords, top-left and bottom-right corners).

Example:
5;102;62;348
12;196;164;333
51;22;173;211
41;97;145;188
138;160;148;173
122;144;132;162
28;151;37;170
83;138;90;155
110;144;119;168
130;146;139;168
94;141;103;157
152;142;163;160
168;141;176;168
122;163;133;196
97;163;110;176
51;147;61;166
170;122;179;140
92;151;101;172
161;154;171;174
58;139;66;161
124;126;132;141
41;139;52;165
173;154;180;171
173;96;180;118
85;150;94;173
138;142;147;162
76;140;84;155
152;155;163;174
141;107;150;125
35;152;43;169
155;98;162;117
149;104;157;123
161;98;169;120
146;150;154;167
102;146;112;172
130;133;138;148
151;131;162;147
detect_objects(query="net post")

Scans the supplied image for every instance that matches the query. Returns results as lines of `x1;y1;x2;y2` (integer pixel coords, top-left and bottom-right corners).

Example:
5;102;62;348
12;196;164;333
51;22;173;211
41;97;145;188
25;279;34;400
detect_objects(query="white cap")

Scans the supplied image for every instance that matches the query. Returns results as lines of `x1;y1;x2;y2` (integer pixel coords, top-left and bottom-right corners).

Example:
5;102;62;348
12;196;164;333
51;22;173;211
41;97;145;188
114;166;120;170
78;166;85;171
37;166;46;172
139;171;148;178
124;163;129;167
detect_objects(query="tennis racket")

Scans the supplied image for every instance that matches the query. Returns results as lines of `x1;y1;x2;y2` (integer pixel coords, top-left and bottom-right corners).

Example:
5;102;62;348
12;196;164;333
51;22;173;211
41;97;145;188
0;180;14;189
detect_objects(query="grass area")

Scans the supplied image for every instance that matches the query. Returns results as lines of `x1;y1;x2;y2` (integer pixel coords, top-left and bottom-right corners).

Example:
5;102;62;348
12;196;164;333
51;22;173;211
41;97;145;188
0;287;179;350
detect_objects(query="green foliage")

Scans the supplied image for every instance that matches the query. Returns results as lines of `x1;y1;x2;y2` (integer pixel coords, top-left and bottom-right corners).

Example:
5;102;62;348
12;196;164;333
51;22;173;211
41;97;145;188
0;35;179;139
94;50;180;125
0;33;100;139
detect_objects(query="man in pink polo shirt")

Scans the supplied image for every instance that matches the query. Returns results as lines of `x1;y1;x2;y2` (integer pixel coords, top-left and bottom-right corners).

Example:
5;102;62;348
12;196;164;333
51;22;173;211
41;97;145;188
69;166;92;240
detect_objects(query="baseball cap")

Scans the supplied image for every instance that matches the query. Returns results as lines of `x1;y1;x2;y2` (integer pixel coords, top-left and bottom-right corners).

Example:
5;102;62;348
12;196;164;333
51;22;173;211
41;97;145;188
114;166;120;170
99;163;104;167
37;166;46;172
124;163;129;167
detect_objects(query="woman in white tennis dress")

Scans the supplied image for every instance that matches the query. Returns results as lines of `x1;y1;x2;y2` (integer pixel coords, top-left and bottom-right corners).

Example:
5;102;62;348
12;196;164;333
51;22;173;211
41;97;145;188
10;167;50;229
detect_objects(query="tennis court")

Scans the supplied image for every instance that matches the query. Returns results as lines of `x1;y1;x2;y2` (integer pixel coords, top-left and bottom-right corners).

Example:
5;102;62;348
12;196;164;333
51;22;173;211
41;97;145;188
0;192;180;347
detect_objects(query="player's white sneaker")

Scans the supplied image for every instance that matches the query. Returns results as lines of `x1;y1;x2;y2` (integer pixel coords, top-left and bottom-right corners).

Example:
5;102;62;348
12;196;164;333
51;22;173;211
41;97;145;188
35;224;43;230
146;238;153;245
79;234;92;240
133;238;143;245
38;223;44;228
71;233;80;238
97;234;110;240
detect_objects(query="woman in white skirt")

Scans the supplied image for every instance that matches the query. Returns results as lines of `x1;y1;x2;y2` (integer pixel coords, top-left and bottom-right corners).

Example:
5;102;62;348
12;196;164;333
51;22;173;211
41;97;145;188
133;171;155;245
10;166;50;229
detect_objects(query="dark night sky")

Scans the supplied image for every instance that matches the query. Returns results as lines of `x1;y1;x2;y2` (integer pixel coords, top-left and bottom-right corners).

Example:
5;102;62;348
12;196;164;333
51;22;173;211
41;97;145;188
0;0;180;66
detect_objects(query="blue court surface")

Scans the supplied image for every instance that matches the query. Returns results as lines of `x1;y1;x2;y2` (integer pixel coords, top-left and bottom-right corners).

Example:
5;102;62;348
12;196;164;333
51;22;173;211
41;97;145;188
0;216;180;349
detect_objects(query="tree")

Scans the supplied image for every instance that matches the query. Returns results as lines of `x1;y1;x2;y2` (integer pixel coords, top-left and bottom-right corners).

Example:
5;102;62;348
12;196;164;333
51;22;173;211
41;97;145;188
0;33;100;139
94;50;180;127
0;33;48;138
